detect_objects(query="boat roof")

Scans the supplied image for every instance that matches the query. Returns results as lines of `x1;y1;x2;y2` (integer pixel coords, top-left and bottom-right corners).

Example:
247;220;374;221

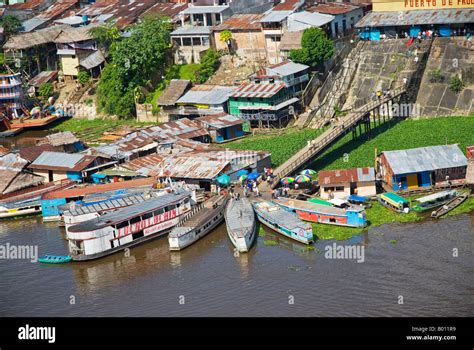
347;195;369;202
328;198;348;207
276;198;364;215
380;192;409;204
308;197;332;206
254;201;311;231
414;190;457;204
64;189;166;216
226;198;255;237
68;190;190;232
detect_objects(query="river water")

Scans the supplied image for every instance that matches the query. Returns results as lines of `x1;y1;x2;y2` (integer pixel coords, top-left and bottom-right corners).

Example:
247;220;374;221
0;212;473;317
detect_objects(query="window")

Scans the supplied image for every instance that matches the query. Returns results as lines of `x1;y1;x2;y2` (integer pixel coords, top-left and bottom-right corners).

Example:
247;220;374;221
172;38;181;46
143;212;153;220
335;186;344;192
182;37;191;46
192;37;201;46
130;216;142;225
153;208;164;216
202;36;209;46
116;221;129;229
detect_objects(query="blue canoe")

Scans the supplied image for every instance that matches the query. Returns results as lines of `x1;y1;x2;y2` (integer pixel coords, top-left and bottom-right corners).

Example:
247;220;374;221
38;255;72;264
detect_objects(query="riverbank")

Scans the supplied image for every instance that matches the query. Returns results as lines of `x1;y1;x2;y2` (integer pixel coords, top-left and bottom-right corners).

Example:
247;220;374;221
224;116;474;240
313;194;474;240
51;118;154;145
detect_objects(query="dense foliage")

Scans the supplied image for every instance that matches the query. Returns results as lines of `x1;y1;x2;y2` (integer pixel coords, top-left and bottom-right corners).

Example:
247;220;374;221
289;27;334;68
197;49;219;83
96;17;171;117
38;83;54;98
449;74;464;93
0;16;23;41
77;71;91;85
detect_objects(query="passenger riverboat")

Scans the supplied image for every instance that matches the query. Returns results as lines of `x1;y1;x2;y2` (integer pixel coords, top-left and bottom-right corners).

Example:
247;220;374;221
412;190;458;212
378;192;410;213
67;190;192;261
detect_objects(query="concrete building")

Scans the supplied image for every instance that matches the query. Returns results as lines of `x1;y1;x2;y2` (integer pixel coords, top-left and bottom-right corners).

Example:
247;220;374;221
212;14;266;60
377;144;468;191
318;167;376;199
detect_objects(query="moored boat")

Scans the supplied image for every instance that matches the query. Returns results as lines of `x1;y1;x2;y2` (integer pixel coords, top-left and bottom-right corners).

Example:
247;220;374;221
168;195;228;251
252;200;313;245
431;192;468;218
38;255;72;264
347;194;372;208
225;198;257;253
412;190;458;212
274;197;367;228
378;192;410;213
67;190;192;261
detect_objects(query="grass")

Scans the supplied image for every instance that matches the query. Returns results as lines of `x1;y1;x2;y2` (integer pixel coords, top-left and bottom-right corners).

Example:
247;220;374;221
263;240;278;246
309;116;474;171
221;128;326;167
52;118;154;143
312;196;474;241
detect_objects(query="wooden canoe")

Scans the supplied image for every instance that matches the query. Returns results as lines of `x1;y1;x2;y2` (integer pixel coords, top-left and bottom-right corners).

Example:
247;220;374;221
430;192;468;218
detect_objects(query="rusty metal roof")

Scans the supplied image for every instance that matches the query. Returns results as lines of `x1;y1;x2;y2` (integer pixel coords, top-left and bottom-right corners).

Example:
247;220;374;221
273;0;304;11
141;1;188;20
196;113;243;129
29;70;58;87
213;14;264;31
156;79;191;106
319;167;375;185
230;81;286;98
142;118;209;141
307;2;361;15
356;9;474;28
44;131;79;147
18;144;58;162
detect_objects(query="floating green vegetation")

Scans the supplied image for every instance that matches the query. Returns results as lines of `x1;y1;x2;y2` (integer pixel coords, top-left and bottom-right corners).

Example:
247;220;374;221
258;226;266;237
390;239;397;245
221;128;325;167
263;240;278;246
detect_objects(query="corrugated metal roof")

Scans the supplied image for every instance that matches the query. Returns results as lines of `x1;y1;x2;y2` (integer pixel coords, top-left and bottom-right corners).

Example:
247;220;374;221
92;131;158;159
30;151;83;167
266;60;309;77
319;167;375;185
287;11;334;31
213;14;264;31
196;113;243;129
22;17;48;32
78;50;105;70
44;131;79;146
177;85;236;105
141;2;188;20
382;144;468;175
307;2;361;16
180;5;229;14
171;25;212;36
272;0;305;11
260;10;292;23
54;16;84;26
356;9;474;28
142;118;208;141
29;70;58;87
156;79;191;106
231;81;285;98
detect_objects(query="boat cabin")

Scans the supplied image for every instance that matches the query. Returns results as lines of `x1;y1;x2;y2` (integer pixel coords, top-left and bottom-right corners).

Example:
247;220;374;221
378;192;410;213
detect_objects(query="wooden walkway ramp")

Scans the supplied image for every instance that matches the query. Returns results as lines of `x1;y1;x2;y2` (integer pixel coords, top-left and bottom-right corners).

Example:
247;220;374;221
269;88;406;187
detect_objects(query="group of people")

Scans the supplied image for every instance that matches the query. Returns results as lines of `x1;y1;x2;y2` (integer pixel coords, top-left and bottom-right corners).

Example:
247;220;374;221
371;89;392;101
242;180;260;198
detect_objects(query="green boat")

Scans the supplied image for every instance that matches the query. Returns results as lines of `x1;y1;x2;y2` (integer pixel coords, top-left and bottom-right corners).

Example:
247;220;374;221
412;190;458;212
38;255;72;264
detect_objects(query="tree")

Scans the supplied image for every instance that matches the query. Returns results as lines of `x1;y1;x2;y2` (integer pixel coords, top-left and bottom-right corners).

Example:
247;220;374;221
88;22;121;55
219;30;233;52
0;16;23;41
198;49;219;83
38;83;54;98
96;16;172;117
77;71;91;85
289;27;334;68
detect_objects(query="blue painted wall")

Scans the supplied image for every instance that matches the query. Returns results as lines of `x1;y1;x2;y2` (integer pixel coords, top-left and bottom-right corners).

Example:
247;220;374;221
66;171;82;181
216;125;244;143
392;171;431;190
